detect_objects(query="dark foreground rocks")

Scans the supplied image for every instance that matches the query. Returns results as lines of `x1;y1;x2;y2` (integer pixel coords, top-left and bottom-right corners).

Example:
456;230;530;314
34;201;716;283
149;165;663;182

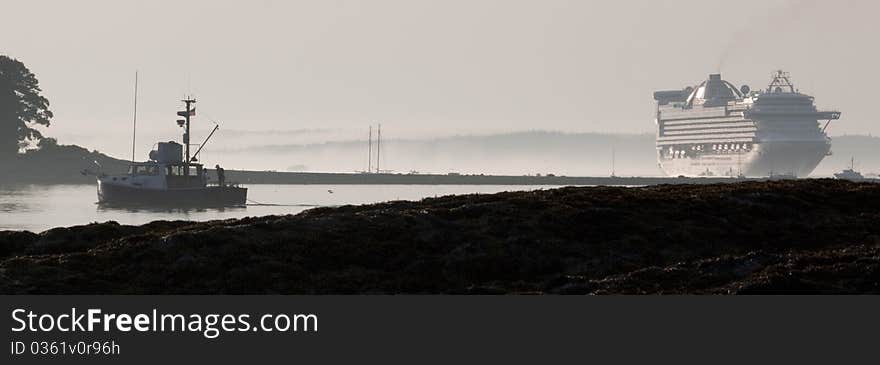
1;179;879;294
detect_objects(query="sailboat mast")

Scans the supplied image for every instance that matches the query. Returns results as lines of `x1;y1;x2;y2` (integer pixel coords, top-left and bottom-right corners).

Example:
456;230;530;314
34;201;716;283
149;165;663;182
131;71;138;164
611;147;616;177
376;124;381;174
368;126;373;173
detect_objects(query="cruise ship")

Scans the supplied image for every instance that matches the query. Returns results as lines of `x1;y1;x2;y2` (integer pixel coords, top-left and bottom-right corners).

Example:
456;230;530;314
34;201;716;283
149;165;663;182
653;71;840;177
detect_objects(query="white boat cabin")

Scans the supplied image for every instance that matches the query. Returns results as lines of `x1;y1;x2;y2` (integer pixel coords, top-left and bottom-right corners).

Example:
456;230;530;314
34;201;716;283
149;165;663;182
100;141;208;190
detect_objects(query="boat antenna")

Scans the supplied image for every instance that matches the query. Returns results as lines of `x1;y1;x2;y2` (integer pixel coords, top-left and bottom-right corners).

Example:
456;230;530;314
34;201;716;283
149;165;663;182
130;71;138;165
368;125;373;173
376;123;381;173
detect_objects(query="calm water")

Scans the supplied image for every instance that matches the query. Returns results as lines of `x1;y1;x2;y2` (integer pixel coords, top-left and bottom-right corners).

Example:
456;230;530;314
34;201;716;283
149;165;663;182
0;184;562;232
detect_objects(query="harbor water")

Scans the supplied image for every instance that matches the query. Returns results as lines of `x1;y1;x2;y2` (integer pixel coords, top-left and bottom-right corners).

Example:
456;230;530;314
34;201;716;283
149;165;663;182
0;184;564;232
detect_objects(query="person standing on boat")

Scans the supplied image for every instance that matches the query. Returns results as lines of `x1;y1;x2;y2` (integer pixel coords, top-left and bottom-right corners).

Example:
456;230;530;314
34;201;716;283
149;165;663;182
215;164;226;187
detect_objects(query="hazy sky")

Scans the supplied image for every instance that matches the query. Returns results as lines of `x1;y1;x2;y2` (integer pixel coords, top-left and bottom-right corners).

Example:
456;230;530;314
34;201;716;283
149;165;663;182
2;0;878;158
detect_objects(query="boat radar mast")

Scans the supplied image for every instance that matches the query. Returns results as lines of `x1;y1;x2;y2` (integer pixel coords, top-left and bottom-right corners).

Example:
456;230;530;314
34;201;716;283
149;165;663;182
767;70;797;93
176;97;196;164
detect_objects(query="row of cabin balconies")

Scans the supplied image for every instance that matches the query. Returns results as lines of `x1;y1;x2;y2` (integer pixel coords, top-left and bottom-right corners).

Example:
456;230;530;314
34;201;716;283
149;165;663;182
660;142;755;159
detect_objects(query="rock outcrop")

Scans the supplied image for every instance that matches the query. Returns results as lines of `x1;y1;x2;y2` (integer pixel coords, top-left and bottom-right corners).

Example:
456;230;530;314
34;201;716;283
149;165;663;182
1;180;879;294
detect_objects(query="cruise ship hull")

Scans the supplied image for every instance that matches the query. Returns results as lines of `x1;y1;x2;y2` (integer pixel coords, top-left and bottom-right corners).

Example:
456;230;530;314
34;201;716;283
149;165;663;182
658;140;829;177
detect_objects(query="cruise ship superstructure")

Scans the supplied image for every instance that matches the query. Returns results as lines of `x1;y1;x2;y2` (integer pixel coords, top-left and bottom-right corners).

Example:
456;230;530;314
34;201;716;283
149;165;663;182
653;71;840;177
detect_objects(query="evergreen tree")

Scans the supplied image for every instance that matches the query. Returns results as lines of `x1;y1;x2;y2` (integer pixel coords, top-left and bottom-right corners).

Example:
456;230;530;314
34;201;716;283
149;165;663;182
0;55;53;157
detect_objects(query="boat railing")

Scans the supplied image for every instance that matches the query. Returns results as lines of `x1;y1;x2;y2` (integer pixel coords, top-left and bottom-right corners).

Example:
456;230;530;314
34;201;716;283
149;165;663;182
207;181;242;188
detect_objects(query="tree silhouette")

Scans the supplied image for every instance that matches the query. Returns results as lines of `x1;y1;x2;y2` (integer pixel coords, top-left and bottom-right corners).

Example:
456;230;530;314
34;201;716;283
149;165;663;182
0;55;53;157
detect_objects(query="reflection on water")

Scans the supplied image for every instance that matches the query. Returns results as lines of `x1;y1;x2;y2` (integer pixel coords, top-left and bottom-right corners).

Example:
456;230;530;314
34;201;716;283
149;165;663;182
95;205;249;215
0;203;25;213
0;184;561;232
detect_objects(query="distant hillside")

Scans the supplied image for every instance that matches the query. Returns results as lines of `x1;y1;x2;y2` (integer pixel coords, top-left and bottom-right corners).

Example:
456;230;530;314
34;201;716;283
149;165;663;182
0;141;129;184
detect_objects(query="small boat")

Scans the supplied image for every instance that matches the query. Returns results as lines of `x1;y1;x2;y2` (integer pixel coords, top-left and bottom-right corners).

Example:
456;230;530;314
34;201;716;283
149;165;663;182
767;171;798;180
834;157;865;181
97;98;247;207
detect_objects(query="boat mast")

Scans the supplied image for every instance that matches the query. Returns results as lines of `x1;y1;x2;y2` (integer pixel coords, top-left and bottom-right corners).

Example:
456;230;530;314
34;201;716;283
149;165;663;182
368;126;373;173
611;147;616;177
376;124;381;174
131;71;138;165
181;97;196;164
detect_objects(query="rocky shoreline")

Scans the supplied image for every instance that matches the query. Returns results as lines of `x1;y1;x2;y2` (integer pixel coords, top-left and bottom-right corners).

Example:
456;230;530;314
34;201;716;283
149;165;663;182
1;179;879;294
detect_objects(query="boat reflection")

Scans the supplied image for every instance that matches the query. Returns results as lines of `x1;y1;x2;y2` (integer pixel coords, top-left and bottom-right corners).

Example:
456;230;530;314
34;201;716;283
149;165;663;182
96;204;247;215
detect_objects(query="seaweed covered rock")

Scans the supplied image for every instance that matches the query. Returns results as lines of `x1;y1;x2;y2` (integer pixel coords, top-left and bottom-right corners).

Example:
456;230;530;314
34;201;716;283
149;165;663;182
0;231;38;258
1;179;879;294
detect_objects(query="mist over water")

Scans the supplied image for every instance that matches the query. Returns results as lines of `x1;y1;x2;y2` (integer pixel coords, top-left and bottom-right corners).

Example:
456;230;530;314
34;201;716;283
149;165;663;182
70;131;875;177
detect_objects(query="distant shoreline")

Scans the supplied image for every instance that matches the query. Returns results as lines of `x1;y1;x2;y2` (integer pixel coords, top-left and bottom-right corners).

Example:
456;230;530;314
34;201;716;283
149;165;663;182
3;136;875;185
6;165;851;186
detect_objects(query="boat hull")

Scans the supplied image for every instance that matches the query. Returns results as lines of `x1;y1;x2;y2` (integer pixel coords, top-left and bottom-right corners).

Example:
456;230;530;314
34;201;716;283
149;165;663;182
658;140;829;178
98;181;247;207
